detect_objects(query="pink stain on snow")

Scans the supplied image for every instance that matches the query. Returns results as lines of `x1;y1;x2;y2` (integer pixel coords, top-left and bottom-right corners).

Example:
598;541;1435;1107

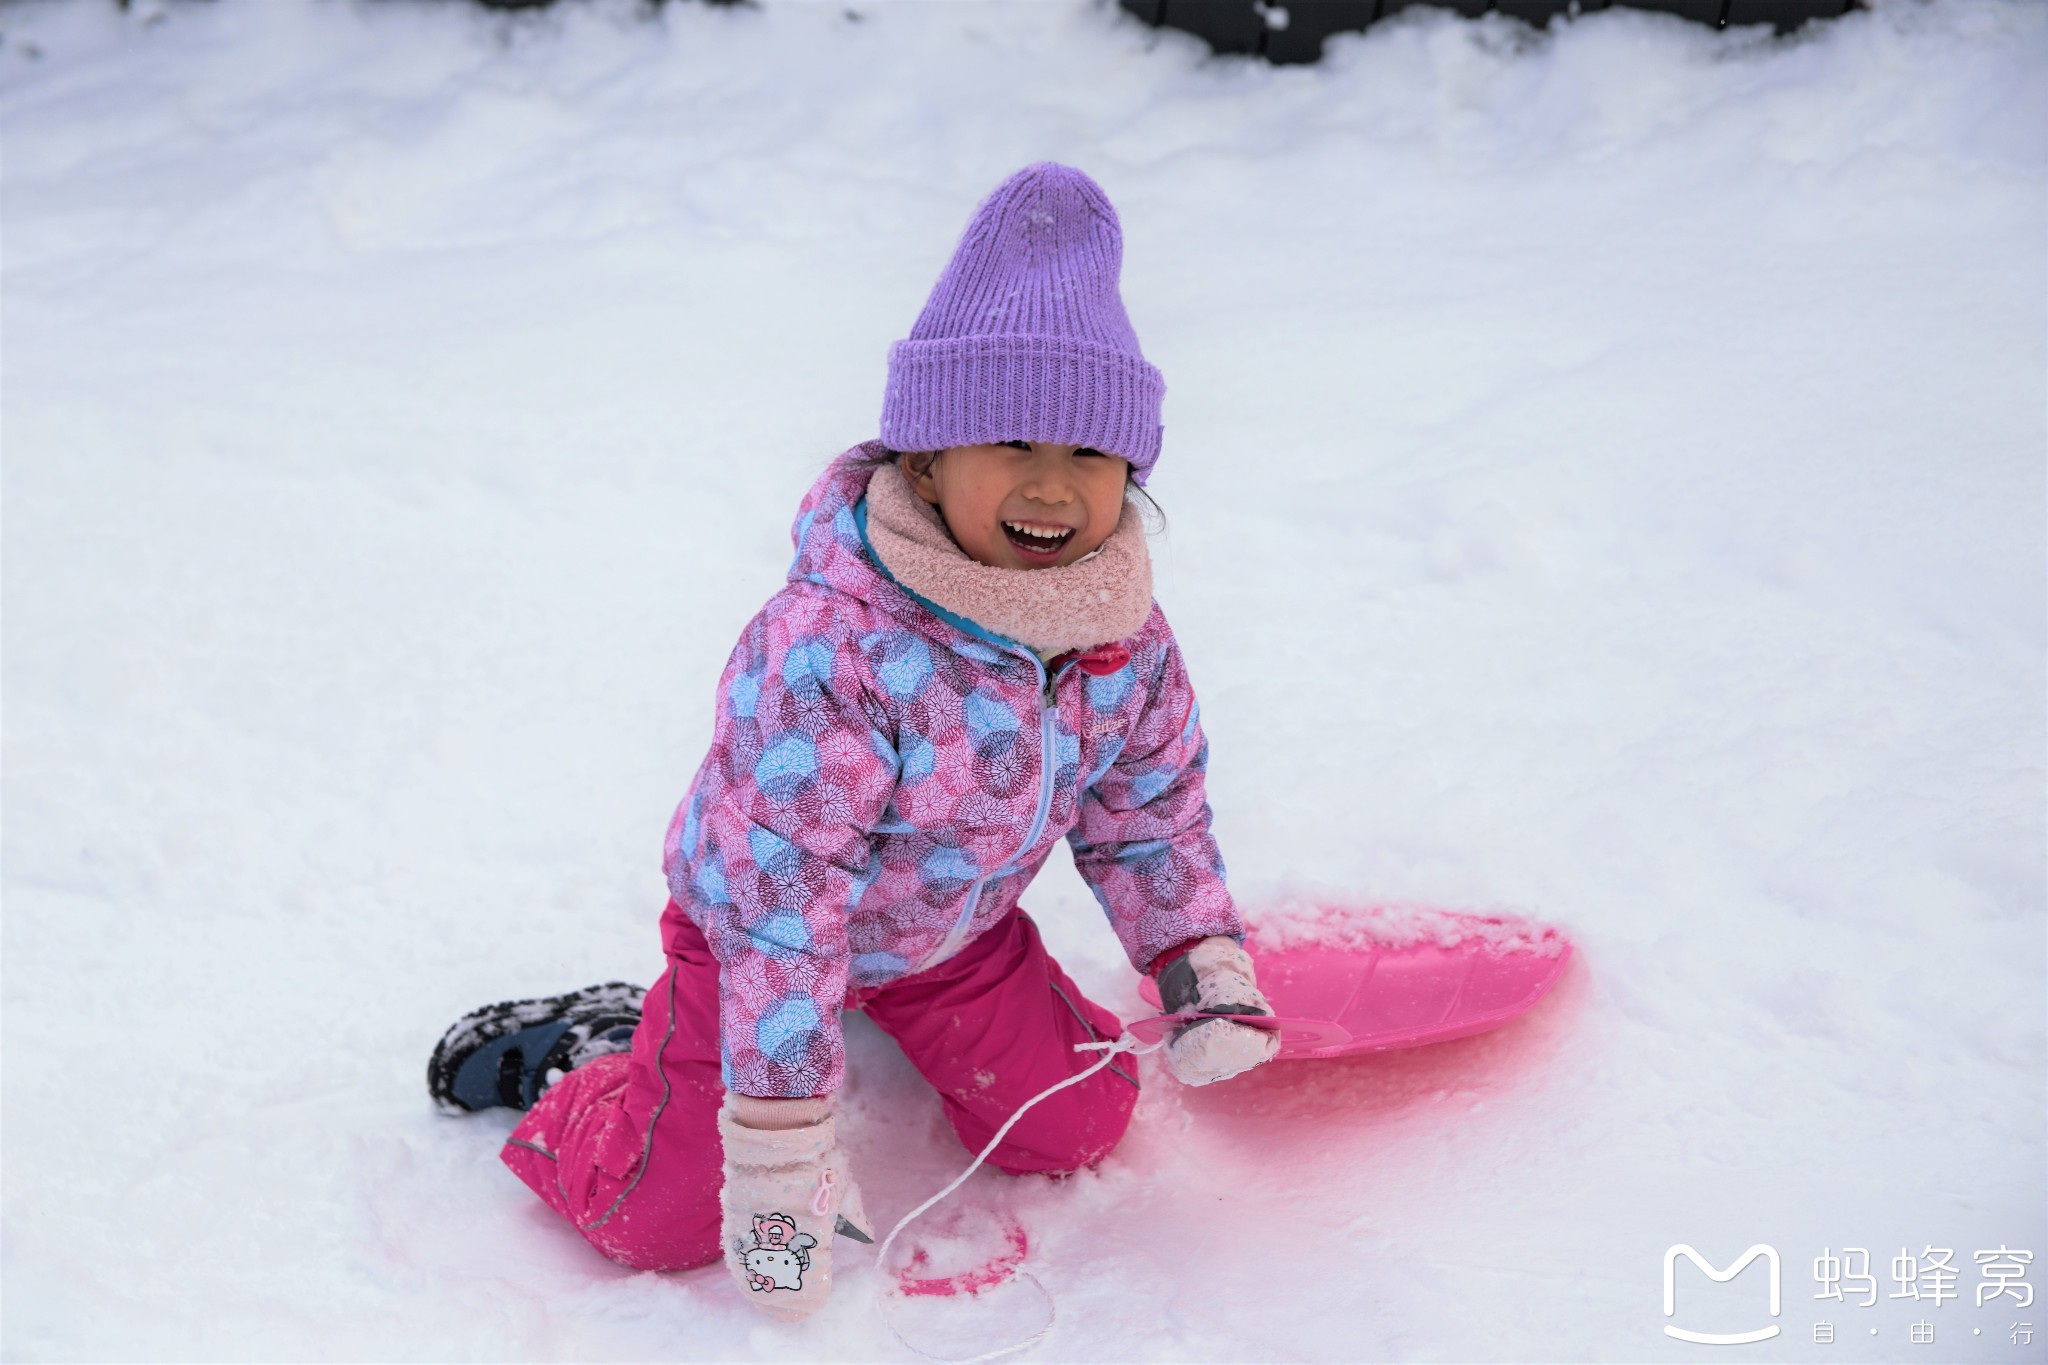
897;1221;1030;1298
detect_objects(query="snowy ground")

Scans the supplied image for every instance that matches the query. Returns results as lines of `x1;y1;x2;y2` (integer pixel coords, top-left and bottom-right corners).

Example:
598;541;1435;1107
3;0;2043;1360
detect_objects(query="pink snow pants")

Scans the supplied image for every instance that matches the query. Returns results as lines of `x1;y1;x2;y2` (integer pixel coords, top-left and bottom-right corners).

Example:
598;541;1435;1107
499;899;1139;1273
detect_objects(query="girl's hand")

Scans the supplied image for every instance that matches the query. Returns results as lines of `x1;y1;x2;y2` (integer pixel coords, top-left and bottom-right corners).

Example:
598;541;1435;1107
718;1094;872;1322
1154;937;1282;1086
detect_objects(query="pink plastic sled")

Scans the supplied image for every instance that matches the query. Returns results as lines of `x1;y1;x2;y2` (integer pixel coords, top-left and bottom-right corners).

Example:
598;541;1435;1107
1132;911;1574;1060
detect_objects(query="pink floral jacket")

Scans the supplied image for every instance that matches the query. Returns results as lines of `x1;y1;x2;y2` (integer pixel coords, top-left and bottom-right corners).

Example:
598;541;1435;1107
663;443;1242;1096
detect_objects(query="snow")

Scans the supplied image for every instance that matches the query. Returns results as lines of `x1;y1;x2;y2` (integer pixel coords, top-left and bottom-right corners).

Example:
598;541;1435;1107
1249;901;1569;955
2;0;2042;1359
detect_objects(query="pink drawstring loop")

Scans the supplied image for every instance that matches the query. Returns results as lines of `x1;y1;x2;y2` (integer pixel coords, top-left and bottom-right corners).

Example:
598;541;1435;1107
811;1168;835;1217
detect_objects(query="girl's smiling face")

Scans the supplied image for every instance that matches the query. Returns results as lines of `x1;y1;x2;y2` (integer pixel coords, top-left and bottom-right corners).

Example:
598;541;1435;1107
900;441;1131;570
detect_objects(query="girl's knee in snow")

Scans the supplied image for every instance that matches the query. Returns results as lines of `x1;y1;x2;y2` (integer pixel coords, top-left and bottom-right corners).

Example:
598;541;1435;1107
986;1069;1140;1177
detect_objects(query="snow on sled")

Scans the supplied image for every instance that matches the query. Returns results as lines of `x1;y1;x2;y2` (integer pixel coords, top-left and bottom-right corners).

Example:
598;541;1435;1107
1132;906;1573;1060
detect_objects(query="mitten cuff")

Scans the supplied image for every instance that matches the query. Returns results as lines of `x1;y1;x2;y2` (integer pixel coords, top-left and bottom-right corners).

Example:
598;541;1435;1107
1146;935;1209;978
727;1093;831;1132
719;1094;834;1169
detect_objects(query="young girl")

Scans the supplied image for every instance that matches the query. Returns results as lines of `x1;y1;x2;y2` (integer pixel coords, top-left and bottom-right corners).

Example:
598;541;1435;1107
427;161;1279;1322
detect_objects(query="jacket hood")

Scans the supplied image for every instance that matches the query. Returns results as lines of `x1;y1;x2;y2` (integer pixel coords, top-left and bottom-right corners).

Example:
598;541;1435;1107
785;440;900;616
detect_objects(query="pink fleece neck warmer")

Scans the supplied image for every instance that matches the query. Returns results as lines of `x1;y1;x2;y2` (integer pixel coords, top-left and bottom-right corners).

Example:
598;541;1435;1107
863;461;1154;653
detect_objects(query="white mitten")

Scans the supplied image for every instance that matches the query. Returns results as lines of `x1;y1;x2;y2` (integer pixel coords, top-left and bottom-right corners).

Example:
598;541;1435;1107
719;1094;872;1322
1154;936;1281;1086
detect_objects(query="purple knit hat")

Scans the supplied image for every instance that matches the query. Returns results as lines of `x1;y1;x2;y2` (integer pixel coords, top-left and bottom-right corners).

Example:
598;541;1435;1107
880;162;1166;482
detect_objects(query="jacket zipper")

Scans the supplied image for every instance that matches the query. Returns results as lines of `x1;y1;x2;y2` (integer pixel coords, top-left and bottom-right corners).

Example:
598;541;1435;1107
915;651;1067;972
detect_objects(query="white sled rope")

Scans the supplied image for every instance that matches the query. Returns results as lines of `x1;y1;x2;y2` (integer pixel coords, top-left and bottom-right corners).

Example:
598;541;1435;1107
870;1031;1166;1364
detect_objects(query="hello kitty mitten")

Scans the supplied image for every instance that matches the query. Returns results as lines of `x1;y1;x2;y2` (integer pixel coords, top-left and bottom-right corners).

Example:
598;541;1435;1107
1154;936;1281;1086
718;1094;871;1323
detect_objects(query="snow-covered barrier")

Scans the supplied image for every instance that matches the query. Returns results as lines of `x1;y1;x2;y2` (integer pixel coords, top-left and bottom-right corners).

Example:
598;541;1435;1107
1121;0;1858;61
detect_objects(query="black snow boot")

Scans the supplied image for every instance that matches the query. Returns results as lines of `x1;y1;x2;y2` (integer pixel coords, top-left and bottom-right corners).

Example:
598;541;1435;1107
427;981;646;1114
